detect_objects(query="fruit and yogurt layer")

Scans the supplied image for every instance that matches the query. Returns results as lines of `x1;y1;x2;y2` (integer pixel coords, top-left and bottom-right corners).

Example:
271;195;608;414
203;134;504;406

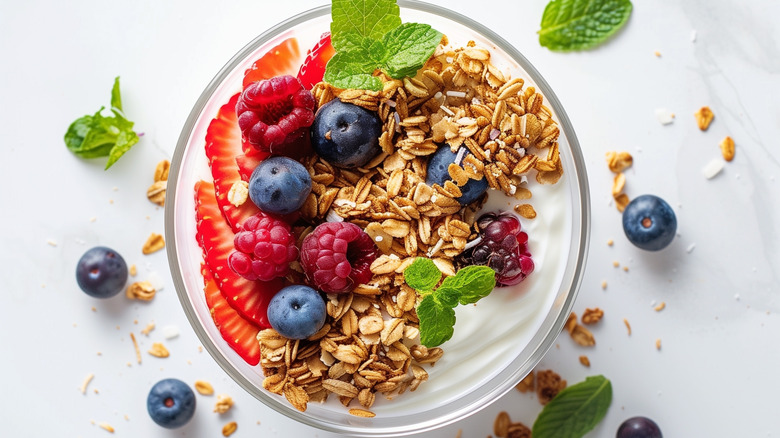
194;31;563;414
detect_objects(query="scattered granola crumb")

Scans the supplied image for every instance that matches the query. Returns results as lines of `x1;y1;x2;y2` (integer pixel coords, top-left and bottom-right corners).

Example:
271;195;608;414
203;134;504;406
194;380;215;395
130;333;142;364
348;408;376;418
515;371;535;393
653;50;661;57
98;422;114;433
695;106;715;130
109;199;114;204
47;239;58;247
581;308;604;325
126;281;156;301
702;158;725;179
129;264;137;277
623;318;632;336
579;355;591;367
222;421;238;437
655;108;674;125
89;216;97;222
91;306;97;312
80;373;95;394
719;136;735;161
654;301;666;312
686;243;696;253
607;239;614;246
214;394;234;414
148;342;170;358
623;266;629;272
493;410;531;438
601;280;608;290
142;233;165;255
613;261;620;268
124;414;129;421
455;429;462;438
536;370;567;405
655;338;662;350
141;322;155;336
94;388;99;394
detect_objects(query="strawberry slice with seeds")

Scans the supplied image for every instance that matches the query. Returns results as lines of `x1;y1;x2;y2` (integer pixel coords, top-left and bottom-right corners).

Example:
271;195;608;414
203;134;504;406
235;153;263;182
297;32;335;90
243;37;301;88
205;93;262;231
195;180;284;329
202;264;261;366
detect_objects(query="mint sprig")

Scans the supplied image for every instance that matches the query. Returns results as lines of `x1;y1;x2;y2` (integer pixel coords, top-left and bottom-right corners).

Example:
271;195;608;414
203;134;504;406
325;0;442;91
403;258;495;347
539;0;633;51
532;375;613;438
64;77;140;170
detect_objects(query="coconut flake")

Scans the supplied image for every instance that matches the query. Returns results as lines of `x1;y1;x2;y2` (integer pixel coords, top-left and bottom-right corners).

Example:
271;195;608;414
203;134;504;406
427;239;445;257
386;99;396;108
162;325;180;339
464;236;483;251
446;90;466;98
702;159;725;179
690;30;697;42
454;147;467;165
440;105;455;116
146;272;164;291
655;108;675;125
326;209;345;222
489;128;500;140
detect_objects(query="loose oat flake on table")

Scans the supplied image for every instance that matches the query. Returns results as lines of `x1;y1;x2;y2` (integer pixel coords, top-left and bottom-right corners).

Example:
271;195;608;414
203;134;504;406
191;0;566;415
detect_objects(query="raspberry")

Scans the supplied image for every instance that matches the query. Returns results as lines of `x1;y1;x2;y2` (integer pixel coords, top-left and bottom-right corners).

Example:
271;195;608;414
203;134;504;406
236;75;315;156
300;222;379;293
227;212;299;281
457;212;534;286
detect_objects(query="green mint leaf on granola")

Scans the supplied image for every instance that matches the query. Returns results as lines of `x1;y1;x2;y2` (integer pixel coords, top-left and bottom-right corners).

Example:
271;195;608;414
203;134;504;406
403;258;442;293
64;77;140;169
324;51;384;91
439;265;496;305
532;375;613;438
381;23;442;79
417;294;456;347
538;0;632;51
325;0;441;90
331;0;400;51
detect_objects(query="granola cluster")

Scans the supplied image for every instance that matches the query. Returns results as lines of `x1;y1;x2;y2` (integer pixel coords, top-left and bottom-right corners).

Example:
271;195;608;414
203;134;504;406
257;39;564;414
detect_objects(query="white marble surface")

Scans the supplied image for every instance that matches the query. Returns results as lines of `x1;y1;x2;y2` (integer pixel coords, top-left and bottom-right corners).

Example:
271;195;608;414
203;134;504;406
2;0;779;436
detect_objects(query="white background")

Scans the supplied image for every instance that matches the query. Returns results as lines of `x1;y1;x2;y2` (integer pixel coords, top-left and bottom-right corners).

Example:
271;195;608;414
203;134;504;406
2;0;779;436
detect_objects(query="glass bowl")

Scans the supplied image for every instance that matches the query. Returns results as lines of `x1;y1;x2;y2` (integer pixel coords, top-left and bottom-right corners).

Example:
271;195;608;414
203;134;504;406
166;1;590;436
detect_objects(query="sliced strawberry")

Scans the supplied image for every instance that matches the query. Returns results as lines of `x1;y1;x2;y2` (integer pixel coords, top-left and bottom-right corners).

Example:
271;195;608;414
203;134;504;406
195;180;284;329
297;32;335;90
243;37;301;88
202;264;261;366
235;154;263;181
205;93;262;231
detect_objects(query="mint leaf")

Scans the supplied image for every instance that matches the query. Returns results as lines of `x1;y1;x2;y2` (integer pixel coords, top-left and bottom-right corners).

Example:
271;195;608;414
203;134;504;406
432;285;459;308
110;76;122;111
63;77;139;169
331;0;400;51
438;265;496;305
403;258;442;292
417;294;456;347
324;51;383;91
381;23;442;79
532;375;613;438
539;0;632;51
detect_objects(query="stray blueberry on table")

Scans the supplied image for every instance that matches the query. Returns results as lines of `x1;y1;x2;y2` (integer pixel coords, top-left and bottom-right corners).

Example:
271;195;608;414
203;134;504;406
617;416;662;438
622;194;676;251
75;246;128;298
147;378;196;429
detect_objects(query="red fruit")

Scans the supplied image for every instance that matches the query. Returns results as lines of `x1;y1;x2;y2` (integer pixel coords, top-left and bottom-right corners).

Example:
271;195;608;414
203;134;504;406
202;265;261;366
228;212;299;281
205;93;261;232
195;180;284;328
297;32;335;90
236;75;316;156
300;222;378;293
243;37;301;88
466;212;534;286
235;153;263;181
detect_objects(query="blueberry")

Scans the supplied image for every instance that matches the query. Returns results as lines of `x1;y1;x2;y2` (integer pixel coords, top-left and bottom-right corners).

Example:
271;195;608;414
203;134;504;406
267;285;326;339
617;416;662;438
75;246;128;298
310;99;382;169
622;195;677;251
426;145;488;205
248;156;312;215
146;378;196;429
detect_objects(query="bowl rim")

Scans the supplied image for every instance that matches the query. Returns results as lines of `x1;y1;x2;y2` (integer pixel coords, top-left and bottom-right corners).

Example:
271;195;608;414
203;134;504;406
166;1;590;436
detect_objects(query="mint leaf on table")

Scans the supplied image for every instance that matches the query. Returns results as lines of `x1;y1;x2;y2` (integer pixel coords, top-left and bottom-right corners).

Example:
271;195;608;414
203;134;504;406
330;0;401;51
417;294;456;347
539;0;633;51
532;375;613;438
64;77;140;170
402;258;442;293
381;23;442;79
